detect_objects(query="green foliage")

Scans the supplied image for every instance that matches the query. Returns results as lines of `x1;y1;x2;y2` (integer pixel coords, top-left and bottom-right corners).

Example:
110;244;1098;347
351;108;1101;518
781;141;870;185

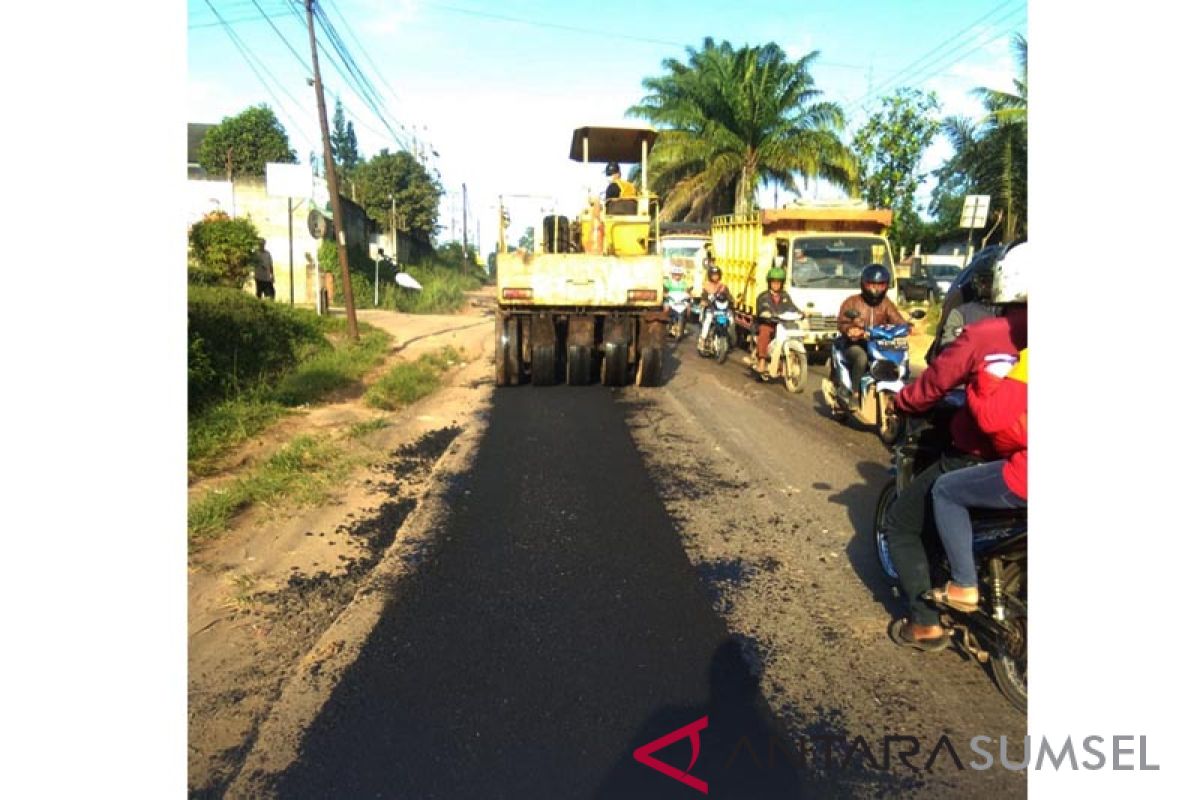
331;98;360;175
628;38;855;220
187;285;330;412
197;104;297;179
188;398;290;477
188;212;261;287
271;326;390;405
364;346;464;411
319;240;479;314
518;227;534;251
931;34;1027;244
851;88;942;252
188;434;358;544
347;149;442;246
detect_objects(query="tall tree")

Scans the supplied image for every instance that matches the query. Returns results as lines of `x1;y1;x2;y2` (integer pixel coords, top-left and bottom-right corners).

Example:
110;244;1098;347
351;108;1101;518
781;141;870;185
851;88;942;252
933;34;1027;244
628;38;856;221
349;149;442;246
197;104;296;179
330;98;360;175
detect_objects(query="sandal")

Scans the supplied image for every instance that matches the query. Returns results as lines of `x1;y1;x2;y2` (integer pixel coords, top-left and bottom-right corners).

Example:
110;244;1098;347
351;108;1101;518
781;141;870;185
889;618;950;652
924;583;980;613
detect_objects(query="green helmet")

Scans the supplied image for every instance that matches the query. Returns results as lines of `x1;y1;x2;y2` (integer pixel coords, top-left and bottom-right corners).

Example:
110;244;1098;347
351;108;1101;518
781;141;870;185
766;267;786;283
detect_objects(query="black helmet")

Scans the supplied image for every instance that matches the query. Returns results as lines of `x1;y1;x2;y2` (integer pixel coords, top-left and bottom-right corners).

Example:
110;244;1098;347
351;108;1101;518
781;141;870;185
860;263;891;306
604;161;620;176
707;265;722;280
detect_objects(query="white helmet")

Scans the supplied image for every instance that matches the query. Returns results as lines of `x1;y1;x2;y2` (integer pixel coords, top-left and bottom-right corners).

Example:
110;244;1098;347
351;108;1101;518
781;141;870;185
991;243;1029;304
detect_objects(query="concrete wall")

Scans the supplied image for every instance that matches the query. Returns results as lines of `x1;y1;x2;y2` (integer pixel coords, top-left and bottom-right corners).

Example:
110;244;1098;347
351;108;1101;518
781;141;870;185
186;177;372;306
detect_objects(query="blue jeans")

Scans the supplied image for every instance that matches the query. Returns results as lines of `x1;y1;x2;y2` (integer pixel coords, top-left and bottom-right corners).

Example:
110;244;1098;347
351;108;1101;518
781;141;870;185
931;460;1026;587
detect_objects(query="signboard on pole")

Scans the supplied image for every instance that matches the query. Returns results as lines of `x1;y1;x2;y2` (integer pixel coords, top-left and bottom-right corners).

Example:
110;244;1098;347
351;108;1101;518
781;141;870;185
959;195;991;229
266;163;314;199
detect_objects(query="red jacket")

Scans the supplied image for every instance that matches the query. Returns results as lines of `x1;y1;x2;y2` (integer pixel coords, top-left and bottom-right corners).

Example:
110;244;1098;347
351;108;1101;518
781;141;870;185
894;307;1027;459
968;349;1027;499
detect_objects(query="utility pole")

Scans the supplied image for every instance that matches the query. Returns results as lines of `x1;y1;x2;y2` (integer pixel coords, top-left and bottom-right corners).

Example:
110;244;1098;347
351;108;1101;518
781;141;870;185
462;182;469;271
305;0;358;340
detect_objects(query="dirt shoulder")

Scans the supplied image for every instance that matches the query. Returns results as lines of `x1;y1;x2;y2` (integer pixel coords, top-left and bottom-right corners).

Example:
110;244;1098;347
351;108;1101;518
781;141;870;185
187;299;495;797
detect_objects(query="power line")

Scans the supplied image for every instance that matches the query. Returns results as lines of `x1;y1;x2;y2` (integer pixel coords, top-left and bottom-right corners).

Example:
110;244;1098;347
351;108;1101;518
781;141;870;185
202;0;316;151
846;0;1025;116
249;0;311;74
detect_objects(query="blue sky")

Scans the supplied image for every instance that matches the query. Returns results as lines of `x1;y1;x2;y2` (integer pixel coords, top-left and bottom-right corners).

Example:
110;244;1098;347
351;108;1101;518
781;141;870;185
188;0;1026;246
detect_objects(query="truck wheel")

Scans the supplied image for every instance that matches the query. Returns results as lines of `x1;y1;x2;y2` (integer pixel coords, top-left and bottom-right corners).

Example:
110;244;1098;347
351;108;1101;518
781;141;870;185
566;345;591;385
531;344;556;385
494;315;507;386
601;342;628;386
636;346;663;386
495;315;520;386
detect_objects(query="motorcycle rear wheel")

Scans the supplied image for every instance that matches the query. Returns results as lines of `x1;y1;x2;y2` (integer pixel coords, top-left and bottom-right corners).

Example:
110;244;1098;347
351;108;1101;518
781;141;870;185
990;571;1028;713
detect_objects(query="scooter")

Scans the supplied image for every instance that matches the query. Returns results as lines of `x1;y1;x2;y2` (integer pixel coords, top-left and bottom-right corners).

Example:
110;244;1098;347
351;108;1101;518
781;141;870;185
821;308;925;445
697;293;734;364
873;405;1028;712
753;310;808;393
666;290;690;342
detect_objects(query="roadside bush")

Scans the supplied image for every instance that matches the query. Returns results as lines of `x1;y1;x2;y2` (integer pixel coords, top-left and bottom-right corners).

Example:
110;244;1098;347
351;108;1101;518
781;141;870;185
188;285;329;412
189;212;260;287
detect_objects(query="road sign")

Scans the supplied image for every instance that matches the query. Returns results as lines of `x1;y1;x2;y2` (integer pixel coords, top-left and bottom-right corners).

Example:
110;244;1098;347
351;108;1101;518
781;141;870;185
959;195;991;229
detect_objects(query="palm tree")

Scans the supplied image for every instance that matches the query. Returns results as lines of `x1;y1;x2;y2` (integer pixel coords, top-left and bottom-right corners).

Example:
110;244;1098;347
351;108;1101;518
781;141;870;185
937;34;1027;243
627;38;856;221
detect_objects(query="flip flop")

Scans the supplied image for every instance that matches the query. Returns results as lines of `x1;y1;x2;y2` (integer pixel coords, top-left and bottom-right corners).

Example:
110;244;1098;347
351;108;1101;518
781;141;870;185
924;583;980;614
889;618;950;652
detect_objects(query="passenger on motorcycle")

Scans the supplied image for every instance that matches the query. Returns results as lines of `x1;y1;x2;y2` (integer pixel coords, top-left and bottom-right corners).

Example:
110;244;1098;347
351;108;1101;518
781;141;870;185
697;264;732;351
834;264;908;403
926;265;1002;364
753;266;801;374
884;244;1029;651
928;347;1028;611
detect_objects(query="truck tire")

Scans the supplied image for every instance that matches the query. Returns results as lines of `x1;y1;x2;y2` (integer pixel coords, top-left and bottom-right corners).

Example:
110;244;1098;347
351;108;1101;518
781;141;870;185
495;315;520;386
636;346;663;386
601;342;628;386
530;314;557;386
566;345;591;385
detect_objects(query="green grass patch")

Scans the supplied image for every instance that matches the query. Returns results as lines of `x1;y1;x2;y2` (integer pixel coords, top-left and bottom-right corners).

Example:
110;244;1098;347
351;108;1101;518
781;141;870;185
188;434;359;546
188;397;290;478
188;323;392;478
363;345;465;411
347;417;390;438
271;326;391;406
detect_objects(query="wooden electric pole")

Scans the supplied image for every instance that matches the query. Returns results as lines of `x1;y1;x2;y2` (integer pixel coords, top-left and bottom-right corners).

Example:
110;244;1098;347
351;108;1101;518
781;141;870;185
305;0;358;340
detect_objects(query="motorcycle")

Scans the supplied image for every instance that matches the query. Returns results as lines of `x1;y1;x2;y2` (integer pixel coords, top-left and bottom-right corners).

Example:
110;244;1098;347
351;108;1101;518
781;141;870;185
666;289;690;342
754;310;808;393
874;405;1028;712
821;308;925;445
697;292;734;364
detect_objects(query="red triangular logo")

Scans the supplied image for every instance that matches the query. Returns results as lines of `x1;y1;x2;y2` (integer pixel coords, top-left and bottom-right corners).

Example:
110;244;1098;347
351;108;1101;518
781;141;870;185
632;715;709;794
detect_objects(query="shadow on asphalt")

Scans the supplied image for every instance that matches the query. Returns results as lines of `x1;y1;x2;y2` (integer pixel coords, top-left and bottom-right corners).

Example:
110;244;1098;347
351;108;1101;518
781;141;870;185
825;461;907;616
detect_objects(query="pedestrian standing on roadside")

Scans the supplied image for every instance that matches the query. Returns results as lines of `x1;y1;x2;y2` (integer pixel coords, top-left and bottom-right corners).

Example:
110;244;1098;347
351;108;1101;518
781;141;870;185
254;238;276;300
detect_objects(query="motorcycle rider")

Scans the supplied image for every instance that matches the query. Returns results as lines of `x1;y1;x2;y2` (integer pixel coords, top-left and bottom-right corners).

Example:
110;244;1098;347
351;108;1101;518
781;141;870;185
664;261;692;333
834;264;908;403
926;264;1002;363
753;266;801;374
697;263;732;351
884;243;1029;651
927;347;1028;611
